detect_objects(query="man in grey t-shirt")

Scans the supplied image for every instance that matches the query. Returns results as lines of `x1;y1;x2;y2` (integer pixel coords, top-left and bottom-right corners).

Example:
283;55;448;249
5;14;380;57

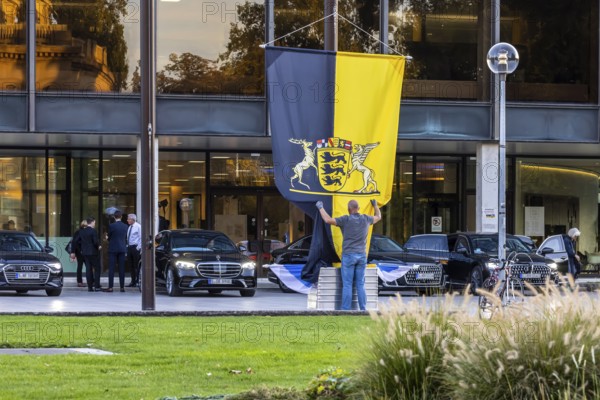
316;199;381;310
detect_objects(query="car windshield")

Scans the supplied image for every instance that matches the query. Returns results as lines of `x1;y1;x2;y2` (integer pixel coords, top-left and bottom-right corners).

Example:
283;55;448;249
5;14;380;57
471;237;498;255
171;233;237;252
507;237;532;253
0;233;43;252
369;236;404;253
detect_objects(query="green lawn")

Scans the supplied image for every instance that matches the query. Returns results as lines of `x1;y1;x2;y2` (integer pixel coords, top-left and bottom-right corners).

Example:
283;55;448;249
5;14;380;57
0;315;372;399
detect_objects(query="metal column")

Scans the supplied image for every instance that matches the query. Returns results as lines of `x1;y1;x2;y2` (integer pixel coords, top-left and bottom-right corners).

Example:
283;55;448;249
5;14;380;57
140;0;157;310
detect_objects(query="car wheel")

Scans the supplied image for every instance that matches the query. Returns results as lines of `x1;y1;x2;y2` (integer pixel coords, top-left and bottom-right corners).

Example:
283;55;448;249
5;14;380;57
278;280;296;294
16;289;28;294
166;268;182;297
46;288;62;297
240;289;256;297
468;265;484;295
208;289;222;295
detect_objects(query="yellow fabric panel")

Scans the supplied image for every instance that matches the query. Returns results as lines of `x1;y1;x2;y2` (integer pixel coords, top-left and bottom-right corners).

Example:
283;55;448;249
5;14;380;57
330;53;405;259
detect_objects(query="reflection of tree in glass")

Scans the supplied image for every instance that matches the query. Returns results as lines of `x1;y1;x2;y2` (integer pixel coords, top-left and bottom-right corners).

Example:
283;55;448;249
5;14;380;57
51;0;129;91
157;53;220;94
156;0;398;96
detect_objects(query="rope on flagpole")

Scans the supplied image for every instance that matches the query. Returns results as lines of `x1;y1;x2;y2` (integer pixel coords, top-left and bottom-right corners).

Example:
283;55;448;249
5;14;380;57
260;12;336;48
260;11;412;60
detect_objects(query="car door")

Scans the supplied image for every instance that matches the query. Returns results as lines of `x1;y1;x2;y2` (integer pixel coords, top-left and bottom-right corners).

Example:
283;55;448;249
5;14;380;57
155;232;171;282
447;235;473;283
279;236;311;264
537;235;568;273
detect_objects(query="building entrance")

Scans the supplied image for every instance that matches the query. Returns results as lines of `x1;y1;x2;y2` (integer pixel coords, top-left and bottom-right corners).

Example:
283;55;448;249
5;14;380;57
211;190;304;275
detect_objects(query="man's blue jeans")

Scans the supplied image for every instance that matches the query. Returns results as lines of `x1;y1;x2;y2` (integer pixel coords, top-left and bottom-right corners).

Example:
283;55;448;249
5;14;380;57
341;253;367;310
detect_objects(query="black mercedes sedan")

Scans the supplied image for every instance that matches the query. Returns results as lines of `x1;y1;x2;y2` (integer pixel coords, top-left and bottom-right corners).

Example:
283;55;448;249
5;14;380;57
154;229;257;297
267;234;446;294
0;231;63;296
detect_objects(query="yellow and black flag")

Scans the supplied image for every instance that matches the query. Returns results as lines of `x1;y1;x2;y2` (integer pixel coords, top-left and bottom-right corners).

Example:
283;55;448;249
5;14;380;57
266;47;405;282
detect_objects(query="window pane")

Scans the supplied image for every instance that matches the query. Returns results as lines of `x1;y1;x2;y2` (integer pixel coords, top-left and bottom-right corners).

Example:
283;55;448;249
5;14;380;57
36;0;140;93
159;152;206;230
0;151;45;235
390;0;484;100
501;0;598;103
0;0;25;91
157;0;264;96
375;156;413;243
274;1;323;49
516;158;599;253
338;0;379;53
210;153;274;187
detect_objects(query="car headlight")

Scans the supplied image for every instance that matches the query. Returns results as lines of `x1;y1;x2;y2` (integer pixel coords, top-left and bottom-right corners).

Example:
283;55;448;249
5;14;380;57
547;262;558;271
175;261;196;269
485;261;500;271
241;262;256;271
47;262;62;272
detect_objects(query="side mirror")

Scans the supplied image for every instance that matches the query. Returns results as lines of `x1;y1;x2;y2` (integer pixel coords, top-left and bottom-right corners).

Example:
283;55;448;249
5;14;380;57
540;247;554;255
156;245;165;252
154;233;162;244
456;247;469;255
238;245;247;252
45;246;54;253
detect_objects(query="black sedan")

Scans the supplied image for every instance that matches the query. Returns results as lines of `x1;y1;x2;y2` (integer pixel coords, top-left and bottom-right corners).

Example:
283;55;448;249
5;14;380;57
405;232;557;293
0;231;63;296
267;234;446;294
154;229;257;297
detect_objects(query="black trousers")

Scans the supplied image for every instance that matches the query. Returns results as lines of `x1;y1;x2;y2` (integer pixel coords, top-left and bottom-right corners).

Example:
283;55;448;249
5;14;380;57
127;246;141;284
108;251;126;289
84;254;101;289
76;253;85;283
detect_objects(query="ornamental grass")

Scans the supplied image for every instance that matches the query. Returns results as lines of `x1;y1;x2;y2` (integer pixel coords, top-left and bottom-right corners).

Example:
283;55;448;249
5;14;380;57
354;277;600;400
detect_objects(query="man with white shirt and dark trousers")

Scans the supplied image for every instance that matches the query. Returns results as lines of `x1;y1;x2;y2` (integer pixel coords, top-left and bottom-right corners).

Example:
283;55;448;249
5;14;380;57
126;214;142;287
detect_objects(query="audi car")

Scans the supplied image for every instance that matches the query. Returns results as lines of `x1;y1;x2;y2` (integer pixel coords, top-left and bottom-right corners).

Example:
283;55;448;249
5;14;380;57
0;231;63;296
154;229;257;297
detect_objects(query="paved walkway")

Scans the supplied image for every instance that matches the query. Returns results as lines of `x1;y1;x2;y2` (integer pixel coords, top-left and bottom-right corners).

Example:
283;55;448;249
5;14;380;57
0;276;597;315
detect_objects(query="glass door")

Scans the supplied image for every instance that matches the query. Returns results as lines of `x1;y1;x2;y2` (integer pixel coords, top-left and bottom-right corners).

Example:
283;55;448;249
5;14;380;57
211;190;304;276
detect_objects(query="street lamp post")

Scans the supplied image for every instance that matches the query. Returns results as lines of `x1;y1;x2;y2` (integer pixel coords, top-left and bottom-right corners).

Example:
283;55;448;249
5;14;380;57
487;43;519;267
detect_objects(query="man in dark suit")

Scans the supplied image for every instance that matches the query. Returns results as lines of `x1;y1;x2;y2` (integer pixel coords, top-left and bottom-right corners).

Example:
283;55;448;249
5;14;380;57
76;216;102;292
106;210;129;292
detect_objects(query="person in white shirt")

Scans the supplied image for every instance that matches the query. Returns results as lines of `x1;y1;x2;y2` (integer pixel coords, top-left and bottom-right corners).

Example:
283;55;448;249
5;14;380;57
126;214;142;287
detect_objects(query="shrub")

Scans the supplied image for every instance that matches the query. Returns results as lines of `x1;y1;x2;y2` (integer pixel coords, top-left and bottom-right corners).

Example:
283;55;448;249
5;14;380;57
353;279;600;400
306;367;354;399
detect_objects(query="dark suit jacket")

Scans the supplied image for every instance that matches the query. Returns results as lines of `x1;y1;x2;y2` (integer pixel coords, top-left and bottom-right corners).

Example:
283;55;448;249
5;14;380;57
108;221;128;253
78;226;100;256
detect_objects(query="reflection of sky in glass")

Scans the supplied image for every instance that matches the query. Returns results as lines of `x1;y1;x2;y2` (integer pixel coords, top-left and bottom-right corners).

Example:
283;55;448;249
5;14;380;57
156;0;252;72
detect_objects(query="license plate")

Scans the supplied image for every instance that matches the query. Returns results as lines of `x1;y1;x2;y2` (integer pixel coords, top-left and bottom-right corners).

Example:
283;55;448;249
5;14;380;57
416;273;435;280
209;278;232;285
16;273;39;279
520;273;541;279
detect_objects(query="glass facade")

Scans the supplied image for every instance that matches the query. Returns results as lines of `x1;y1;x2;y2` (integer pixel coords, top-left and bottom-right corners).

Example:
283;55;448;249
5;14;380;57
389;0;486;100
0;0;25;90
157;0;264;96
501;0;599;102
36;0;140;93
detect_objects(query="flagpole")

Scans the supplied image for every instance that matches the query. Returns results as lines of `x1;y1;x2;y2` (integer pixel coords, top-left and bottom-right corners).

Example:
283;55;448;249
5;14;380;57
324;0;338;51
379;0;389;54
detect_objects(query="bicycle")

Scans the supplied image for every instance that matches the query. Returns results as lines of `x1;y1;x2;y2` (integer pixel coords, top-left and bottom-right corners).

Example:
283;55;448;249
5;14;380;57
478;251;526;319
